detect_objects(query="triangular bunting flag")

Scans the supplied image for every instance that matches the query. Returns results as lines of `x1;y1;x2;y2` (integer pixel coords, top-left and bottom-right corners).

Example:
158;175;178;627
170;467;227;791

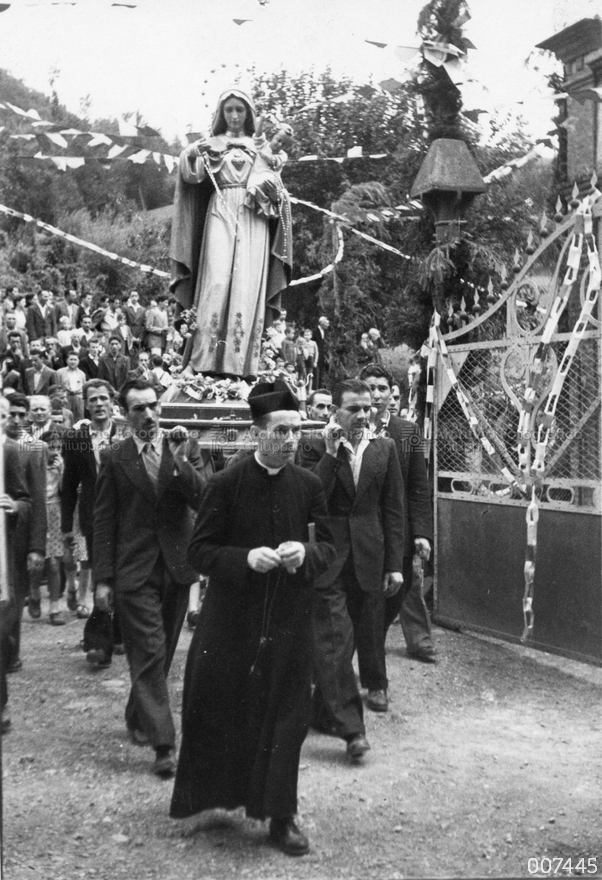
45;131;69;148
128;149;150;164
163;154;176;173
88;134;112;147
108;144;128;158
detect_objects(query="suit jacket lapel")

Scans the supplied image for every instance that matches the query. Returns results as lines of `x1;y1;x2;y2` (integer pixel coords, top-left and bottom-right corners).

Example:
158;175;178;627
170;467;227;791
354;440;383;504
85;421;118;475
81;425;98;476
116;436;156;503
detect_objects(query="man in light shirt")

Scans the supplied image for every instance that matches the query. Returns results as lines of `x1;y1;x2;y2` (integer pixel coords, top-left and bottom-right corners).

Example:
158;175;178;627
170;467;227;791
299;378;405;759
29;395;63;442
61;379;121;665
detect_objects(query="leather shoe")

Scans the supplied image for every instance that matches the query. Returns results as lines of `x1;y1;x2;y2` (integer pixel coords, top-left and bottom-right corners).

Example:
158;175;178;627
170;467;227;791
408;648;437;664
269;817;309;856
86;648;111;669
346;733;371;760
129;727;150;747
366;689;388;712
76;604;90;619
28;596;41;619
49;611;66;626
7;657;22;674
153;746;175;777
1;708;11;734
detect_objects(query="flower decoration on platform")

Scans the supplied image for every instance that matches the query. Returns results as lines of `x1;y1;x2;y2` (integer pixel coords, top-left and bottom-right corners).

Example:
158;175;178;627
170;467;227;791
178;309;198;333
171;374;248;403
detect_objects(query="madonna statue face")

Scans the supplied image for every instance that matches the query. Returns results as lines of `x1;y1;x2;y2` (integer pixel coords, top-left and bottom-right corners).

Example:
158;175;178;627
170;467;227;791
211;88;256;137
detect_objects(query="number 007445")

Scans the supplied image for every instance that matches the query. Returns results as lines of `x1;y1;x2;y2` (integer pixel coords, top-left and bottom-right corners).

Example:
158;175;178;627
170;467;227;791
527;857;598;875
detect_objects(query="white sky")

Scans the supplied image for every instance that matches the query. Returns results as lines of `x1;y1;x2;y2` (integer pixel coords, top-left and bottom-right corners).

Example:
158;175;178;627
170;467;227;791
0;0;586;143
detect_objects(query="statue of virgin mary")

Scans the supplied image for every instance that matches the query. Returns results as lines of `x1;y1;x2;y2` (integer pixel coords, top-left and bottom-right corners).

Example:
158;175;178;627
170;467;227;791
169;87;292;378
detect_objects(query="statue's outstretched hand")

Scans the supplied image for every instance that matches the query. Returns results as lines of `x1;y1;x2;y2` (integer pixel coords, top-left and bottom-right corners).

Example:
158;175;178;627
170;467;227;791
189;136;210;158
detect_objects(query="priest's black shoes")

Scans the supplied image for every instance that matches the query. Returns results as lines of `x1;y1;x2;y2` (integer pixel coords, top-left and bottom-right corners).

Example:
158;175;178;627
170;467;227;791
268;816;310;856
153;746;175;778
346;733;371;760
408;647;437;664
366;689;388;712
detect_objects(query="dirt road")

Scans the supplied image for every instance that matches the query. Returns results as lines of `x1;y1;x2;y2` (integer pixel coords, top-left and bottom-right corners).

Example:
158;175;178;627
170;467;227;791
3;603;601;880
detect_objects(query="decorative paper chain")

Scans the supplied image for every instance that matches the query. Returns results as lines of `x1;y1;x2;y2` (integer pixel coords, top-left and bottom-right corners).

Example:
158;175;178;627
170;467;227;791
516;196;601;640
0;202;170;278
0;199;345;288
426;193;601;643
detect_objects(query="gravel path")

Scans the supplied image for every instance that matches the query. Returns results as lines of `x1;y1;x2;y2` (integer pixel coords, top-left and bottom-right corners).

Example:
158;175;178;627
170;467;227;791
3;600;601;880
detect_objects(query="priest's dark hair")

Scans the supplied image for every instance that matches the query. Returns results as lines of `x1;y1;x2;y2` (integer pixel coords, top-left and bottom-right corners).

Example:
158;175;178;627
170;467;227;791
332;378;371;408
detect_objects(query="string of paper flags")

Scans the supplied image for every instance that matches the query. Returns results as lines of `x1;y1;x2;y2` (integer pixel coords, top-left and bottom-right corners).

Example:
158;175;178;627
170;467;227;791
0;202;171;278
0;1;269;10
0;200;344;286
2;96;557;193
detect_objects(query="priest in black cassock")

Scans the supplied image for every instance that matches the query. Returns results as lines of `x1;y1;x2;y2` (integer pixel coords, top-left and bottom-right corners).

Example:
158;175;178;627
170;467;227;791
170;380;335;857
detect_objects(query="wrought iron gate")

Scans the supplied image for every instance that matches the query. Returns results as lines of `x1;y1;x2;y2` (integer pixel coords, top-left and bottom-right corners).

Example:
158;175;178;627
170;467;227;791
432;191;602;664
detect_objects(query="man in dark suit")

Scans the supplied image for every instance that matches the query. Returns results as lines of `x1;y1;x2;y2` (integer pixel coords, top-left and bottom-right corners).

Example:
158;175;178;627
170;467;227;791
53;289;79;330
299;378;405;759
93;378;206;777
23;347;57;396
0;395;31;733
25;290;56;341
0;312;29;358
61;380;122;666
4;394;47;669
79;338;102;381
312;315;330;387
127;351;161;391
359;364;435;662
98;336;130;391
122;290;147;343
75;293;94;329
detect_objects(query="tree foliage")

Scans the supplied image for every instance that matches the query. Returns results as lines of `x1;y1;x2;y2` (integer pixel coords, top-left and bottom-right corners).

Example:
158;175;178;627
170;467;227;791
0;10;555;373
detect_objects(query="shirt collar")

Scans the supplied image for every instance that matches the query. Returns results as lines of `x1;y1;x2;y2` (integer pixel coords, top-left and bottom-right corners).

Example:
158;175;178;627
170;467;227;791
339;427;377;452
89;421;113;439
254;450;286;475
132;430;163;455
375;409;390;432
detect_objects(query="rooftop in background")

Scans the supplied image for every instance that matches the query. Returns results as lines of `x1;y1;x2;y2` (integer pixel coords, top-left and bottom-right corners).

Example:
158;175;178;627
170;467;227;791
537;16;602;62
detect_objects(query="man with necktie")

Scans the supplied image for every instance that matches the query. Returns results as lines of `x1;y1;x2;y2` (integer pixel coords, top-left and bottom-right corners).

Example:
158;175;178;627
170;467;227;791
93;378;207;777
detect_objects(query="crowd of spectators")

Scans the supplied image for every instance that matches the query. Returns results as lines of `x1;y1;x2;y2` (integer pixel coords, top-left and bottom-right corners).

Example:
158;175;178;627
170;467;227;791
0;286;189;415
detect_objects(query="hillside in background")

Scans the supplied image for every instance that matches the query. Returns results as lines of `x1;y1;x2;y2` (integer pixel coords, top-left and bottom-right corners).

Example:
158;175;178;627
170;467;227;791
0;65;555;375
